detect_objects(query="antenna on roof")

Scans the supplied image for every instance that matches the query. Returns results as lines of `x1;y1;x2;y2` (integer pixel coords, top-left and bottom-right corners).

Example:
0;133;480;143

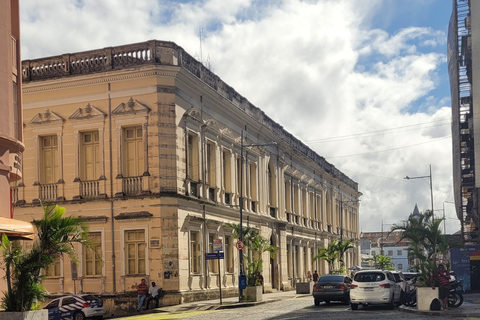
196;27;211;70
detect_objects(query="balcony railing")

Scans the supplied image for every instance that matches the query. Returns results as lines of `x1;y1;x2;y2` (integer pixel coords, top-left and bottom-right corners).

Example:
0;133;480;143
80;180;100;198
122;176;143;196
39;183;58;202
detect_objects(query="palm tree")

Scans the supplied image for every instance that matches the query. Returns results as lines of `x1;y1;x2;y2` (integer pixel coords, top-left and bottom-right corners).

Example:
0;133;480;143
314;241;339;273
336;239;355;269
390;210;448;286
226;223;277;286
1;203;91;311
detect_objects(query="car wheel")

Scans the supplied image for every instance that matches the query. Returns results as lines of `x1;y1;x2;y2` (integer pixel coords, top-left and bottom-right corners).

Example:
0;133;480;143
351;303;358;310
73;311;86;320
314;298;320;306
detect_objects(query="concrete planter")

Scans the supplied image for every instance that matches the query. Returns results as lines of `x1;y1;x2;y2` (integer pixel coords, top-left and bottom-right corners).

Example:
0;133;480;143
295;282;313;294
244;286;263;302
0;310;48;320
417;287;438;311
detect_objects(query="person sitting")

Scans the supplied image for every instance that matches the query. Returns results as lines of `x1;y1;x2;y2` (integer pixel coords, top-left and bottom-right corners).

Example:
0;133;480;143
146;281;162;310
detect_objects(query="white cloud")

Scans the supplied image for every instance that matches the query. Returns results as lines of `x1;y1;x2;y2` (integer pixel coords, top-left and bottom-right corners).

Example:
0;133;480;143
19;0;458;233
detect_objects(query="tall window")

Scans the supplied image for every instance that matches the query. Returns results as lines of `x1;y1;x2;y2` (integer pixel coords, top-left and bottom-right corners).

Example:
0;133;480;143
125;230;146;275
287;244;292;277
225;235;234;273
190;231;201;274
285;181;291;213
41;135;58;184
206;141;216;186
123;127;143;177
187;133;199;181
85;232;102;276
223;149;231;193
249;162;257;201
46;255;61;277
81;131;100;180
208;233;219;273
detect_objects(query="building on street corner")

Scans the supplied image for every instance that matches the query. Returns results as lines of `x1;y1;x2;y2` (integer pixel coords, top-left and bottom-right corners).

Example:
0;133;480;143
13;40;361;309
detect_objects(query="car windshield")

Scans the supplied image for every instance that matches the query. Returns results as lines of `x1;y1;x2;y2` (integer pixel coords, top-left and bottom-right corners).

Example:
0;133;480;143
354;272;385;282
393;274;401;281
318;275;344;282
81;294;99;301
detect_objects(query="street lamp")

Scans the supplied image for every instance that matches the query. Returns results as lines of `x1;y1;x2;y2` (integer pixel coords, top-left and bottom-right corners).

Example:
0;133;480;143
238;130;276;302
404;164;434;216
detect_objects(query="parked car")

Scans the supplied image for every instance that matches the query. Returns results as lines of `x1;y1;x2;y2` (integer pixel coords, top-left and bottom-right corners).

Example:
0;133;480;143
44;294;105;320
313;275;351;306
349;269;402;310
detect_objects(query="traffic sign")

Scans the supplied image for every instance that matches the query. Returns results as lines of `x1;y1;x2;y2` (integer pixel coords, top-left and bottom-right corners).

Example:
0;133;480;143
236;240;244;250
213;238;223;251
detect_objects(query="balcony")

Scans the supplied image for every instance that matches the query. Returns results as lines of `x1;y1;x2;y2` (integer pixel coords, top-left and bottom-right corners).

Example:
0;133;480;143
39;183;58;202
80;180;100;198
122;176;143;196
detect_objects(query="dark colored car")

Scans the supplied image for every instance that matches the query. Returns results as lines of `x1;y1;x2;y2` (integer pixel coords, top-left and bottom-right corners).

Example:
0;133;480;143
313;275;351;306
44;294;105;320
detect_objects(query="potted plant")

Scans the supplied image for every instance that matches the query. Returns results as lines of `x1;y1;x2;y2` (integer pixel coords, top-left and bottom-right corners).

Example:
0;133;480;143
0;203;92;318
226;223;277;302
391;210;449;311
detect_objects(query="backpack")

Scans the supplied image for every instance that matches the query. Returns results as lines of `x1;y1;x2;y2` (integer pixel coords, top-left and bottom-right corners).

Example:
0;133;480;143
430;298;442;311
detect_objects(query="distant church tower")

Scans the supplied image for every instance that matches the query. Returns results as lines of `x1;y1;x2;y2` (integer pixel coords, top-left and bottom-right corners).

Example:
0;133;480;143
409;203;421;220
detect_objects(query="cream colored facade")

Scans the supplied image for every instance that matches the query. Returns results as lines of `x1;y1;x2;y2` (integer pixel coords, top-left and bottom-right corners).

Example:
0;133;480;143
14;40;360;303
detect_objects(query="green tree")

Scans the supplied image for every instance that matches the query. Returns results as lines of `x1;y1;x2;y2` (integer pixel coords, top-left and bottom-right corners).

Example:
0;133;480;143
314;241;339;272
366;252;394;270
390;210;449;286
336;239;355;269
226;223;277;286
1;203;91;311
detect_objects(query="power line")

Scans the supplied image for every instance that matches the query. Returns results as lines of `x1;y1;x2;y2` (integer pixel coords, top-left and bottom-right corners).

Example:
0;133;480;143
305;119;451;144
325;135;451;159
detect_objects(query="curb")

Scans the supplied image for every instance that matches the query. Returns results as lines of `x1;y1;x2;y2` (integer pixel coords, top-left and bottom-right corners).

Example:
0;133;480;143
399;305;480;318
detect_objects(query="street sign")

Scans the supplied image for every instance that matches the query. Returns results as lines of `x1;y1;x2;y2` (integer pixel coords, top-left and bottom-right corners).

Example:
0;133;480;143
236;240;244;250
205;252;224;260
213;238;223;251
71;261;78;280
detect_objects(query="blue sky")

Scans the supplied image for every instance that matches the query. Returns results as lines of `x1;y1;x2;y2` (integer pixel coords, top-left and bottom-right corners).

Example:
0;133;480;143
19;0;459;233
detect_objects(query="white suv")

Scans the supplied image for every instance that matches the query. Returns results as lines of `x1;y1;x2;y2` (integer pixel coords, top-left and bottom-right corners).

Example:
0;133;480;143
349;270;402;310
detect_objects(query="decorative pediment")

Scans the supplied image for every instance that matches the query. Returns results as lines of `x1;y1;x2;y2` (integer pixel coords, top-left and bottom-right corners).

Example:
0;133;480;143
220;128;235;142
29;108;65;126
205;118;221;133
184;107;203;123
69;103;106;122
112;97;150;116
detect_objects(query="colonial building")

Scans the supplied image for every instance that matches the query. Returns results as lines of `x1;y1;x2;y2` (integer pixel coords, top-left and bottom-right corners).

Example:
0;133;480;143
1;0;23;219
14;40;361;306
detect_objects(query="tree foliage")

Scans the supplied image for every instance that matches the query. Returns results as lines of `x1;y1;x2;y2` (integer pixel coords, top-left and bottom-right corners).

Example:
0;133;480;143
226;223;277;286
390;210;449;286
1;203;91;311
365;253;394;270
314;239;355;274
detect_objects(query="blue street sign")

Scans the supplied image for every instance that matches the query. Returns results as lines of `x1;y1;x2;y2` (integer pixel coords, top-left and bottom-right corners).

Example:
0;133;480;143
205;252;224;260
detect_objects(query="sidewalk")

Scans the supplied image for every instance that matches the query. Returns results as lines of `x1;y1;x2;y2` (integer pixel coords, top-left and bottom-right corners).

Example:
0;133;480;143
153;290;304;313
399;293;480;318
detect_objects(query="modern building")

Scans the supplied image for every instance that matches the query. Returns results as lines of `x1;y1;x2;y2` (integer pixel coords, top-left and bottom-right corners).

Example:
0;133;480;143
14;40;361;308
448;0;480;243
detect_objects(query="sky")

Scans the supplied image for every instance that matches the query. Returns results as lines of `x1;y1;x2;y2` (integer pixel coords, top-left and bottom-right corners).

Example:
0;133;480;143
19;0;459;234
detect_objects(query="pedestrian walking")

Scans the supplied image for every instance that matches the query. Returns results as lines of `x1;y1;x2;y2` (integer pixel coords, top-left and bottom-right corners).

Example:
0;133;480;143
306;271;312;282
146;281;162;309
137;278;148;311
312;270;319;282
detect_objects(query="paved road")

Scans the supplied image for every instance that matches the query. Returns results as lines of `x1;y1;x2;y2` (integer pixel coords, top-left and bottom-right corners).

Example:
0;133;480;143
115;296;466;320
